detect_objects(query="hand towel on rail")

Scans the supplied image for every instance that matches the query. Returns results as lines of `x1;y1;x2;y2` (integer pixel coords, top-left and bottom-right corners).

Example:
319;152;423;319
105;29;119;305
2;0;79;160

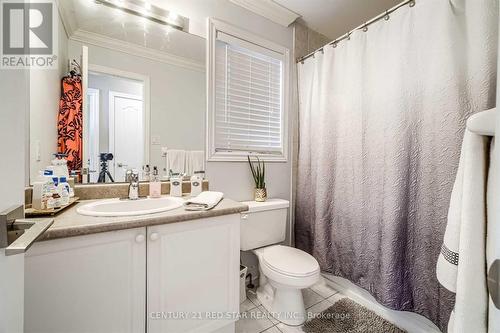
186;151;205;176
166;150;186;175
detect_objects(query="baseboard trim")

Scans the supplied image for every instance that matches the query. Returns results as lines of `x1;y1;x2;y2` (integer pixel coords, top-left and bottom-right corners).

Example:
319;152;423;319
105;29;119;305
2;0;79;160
321;273;442;333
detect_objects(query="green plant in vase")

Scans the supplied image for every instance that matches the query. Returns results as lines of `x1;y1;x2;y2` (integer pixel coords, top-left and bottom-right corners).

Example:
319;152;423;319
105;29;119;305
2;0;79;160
247;155;267;202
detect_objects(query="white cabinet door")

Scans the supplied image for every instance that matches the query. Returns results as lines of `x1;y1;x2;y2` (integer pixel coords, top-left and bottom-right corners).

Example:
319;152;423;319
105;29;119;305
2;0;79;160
147;215;240;333
24;228;146;333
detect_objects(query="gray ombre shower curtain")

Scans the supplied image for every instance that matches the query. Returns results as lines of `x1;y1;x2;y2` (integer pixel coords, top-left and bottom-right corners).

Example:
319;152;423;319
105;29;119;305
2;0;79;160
295;0;497;330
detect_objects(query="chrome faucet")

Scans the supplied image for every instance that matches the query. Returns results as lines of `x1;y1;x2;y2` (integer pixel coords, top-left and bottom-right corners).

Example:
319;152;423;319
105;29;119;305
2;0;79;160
126;169;140;200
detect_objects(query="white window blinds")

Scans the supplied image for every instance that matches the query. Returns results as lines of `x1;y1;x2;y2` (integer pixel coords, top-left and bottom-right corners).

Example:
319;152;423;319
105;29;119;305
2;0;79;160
214;32;284;155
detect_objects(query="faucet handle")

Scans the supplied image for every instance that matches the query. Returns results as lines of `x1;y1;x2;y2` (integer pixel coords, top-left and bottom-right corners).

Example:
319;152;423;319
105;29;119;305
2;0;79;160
125;169;140;183
131;169;139;182
125;169;133;183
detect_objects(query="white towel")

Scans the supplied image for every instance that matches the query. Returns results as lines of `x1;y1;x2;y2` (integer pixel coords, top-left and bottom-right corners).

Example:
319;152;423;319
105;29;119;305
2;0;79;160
184;191;224;211
185;151;205;176
487;138;500;333
166;150;186;175
436;128;490;333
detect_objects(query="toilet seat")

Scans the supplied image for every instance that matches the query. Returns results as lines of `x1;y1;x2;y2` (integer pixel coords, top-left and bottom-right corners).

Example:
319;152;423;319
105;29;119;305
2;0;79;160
258;245;320;289
262;245;320;278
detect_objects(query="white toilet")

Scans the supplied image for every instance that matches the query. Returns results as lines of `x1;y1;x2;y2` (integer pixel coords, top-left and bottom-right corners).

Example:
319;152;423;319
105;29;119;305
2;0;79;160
240;199;320;326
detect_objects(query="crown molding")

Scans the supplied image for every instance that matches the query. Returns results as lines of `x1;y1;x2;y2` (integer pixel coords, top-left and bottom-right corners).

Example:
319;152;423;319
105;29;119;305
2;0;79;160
56;0;76;38
70;29;205;72
229;0;300;27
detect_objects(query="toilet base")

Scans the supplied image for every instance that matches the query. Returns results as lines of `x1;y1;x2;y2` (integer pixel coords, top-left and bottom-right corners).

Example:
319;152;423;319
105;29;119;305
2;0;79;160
257;279;307;326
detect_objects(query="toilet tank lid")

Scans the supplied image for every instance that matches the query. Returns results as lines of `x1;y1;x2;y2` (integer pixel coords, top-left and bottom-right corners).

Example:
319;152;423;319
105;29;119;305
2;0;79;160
240;199;289;213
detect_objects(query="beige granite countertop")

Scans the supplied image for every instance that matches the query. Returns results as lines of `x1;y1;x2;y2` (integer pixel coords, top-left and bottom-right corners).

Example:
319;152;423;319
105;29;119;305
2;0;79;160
37;198;248;241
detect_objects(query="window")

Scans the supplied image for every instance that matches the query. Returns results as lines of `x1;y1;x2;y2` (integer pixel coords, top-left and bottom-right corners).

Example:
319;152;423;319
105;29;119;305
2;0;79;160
207;19;289;161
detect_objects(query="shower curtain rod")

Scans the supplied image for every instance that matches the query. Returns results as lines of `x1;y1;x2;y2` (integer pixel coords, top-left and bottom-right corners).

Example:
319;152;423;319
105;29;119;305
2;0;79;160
297;0;415;63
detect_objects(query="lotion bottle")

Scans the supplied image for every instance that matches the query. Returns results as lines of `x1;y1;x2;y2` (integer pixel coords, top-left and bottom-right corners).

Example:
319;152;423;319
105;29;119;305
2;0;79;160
57;177;70;206
190;171;204;197
149;166;162;198
143;165;151;182
169;174;183;197
32;171;48;210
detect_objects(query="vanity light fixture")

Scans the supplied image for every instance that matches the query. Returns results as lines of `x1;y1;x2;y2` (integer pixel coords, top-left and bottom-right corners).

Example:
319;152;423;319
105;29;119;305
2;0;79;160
94;0;188;32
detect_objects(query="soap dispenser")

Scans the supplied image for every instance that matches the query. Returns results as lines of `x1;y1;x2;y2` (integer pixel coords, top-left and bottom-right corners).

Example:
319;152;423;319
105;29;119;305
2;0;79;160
190;171;204;197
169;173;183;197
149;166;161;198
143;164;151;182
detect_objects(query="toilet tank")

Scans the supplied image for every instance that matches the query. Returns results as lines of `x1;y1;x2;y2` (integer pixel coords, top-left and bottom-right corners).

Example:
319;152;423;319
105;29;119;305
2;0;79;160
240;199;289;251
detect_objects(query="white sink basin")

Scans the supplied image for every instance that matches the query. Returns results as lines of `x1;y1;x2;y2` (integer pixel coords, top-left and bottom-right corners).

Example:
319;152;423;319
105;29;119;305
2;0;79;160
76;197;185;217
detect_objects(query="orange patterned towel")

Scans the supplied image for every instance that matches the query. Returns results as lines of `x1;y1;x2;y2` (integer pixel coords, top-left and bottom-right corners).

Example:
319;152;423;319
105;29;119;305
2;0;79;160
57;76;83;175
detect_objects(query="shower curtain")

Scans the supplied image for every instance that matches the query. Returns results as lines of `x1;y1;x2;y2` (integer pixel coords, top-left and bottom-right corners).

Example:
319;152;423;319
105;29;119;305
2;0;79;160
57;75;83;174
295;0;497;330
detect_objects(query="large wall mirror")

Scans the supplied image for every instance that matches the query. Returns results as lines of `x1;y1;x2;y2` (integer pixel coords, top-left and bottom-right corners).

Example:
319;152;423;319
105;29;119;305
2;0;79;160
29;0;206;184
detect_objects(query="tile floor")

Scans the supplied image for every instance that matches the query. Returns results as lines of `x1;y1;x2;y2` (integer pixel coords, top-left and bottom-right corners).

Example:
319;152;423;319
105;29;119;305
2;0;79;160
236;280;345;333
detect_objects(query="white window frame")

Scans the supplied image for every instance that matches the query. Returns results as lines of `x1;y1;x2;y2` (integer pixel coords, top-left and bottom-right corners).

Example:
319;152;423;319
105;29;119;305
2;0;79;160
206;18;289;162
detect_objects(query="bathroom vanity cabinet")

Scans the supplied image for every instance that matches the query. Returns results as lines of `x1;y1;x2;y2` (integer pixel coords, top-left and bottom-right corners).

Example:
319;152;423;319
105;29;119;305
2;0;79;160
24;214;240;333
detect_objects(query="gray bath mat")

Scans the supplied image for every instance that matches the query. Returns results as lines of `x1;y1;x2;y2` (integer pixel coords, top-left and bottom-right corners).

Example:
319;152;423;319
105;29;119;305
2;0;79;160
303;298;406;333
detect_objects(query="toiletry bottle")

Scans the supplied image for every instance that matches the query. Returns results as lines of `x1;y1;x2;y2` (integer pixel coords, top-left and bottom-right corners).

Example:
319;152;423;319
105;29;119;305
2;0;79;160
169;173;183;197
68;170;77;197
43;169;54;180
40;183;51;210
50;153;70;178
190;171;204;197
143;164;151;182
32;171;48;210
149;167;162;198
46;177;59;209
58;177;70;205
52;177;63;207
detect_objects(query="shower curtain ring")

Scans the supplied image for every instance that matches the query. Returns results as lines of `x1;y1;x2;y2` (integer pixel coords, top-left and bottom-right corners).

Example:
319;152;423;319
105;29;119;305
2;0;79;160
409;0;416;7
332;41;338;48
384;10;390;20
362;23;368;32
347;32;351;40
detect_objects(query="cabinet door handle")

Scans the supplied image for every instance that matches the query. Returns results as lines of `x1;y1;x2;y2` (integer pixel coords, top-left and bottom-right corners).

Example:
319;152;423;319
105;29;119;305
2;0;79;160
150;232;159;241
135;234;145;243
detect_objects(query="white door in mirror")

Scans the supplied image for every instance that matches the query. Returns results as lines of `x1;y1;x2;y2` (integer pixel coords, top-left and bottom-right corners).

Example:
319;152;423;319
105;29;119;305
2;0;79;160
110;92;144;182
76;197;184;217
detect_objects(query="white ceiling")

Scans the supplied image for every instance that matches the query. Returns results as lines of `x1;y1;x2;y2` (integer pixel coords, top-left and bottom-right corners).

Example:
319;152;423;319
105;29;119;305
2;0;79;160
273;0;402;39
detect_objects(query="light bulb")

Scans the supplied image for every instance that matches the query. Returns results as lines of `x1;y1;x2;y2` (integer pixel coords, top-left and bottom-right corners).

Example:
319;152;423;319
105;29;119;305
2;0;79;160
167;12;178;22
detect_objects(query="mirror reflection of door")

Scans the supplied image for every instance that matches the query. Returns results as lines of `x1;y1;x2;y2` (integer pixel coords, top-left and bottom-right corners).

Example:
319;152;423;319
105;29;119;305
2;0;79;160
109;92;144;182
85;88;100;183
87;70;146;183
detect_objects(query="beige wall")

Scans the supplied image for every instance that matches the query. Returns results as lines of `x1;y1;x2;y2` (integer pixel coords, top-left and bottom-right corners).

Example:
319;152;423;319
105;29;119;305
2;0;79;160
29;14;69;183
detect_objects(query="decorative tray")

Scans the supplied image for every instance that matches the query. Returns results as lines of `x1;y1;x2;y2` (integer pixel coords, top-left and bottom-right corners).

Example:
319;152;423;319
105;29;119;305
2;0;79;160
25;197;79;217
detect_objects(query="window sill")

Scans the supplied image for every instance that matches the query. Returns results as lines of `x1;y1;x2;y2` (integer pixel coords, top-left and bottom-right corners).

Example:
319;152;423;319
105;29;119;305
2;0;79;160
207;152;288;163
